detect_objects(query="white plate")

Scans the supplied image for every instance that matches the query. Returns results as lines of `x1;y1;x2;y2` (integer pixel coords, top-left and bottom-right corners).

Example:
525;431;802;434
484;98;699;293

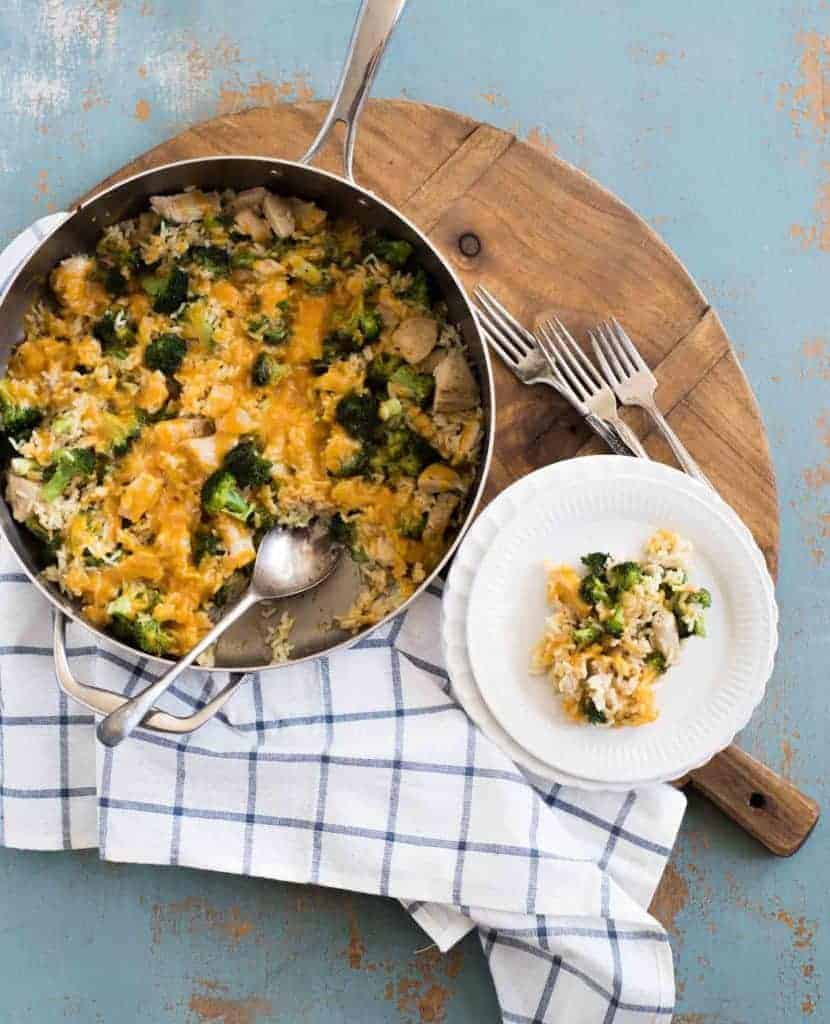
463;459;778;785
442;456;776;790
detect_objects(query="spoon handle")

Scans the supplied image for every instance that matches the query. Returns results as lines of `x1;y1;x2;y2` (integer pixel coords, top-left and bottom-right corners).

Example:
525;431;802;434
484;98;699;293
96;591;259;748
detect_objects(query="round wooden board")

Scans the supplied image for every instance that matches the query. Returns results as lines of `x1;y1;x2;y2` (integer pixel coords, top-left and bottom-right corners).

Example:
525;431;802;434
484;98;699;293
85;98;779;576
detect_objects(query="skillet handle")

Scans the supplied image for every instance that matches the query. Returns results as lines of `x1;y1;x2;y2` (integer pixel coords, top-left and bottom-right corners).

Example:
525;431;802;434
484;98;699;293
300;0;408;183
52;612;247;736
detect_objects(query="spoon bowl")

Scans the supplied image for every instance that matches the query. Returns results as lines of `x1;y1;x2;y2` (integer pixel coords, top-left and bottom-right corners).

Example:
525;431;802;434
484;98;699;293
96;526;341;748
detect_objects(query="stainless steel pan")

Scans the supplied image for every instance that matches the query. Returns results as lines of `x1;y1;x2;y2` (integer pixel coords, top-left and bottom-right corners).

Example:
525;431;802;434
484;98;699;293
0;0;495;733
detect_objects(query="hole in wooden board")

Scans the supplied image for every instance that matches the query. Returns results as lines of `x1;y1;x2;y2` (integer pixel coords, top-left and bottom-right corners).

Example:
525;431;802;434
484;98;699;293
458;232;481;257
749;791;767;809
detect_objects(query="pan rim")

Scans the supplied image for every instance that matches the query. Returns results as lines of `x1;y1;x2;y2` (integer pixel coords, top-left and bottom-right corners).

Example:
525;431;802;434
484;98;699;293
0;153;495;675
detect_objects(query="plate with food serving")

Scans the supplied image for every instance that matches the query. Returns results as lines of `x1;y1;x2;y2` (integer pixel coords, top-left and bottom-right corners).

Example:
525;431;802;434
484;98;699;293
462;457;777;785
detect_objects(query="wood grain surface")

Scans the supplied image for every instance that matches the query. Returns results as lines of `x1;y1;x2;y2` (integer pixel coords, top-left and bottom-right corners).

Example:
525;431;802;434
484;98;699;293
81;98;818;855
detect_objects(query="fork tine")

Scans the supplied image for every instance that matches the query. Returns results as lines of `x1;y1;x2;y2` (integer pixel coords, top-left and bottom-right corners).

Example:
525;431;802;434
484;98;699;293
551;317;605;390
602;320;638;376
475;310;522;363
541;318;596;397
610;317;650;374
473;286;535;356
480;327;520;371
589;329;621;385
536;322;588;401
596;322;629;379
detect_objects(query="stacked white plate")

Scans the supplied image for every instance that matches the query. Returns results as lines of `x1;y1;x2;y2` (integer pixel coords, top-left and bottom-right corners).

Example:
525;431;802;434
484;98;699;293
441;456;778;790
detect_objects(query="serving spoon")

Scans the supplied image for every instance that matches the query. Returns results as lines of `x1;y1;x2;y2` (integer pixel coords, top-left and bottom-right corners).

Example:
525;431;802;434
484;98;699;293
96;526;342;748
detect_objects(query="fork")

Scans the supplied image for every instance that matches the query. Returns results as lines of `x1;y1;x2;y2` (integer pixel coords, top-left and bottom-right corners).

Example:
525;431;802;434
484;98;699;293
534;316;649;459
471;286;635;457
591;319;711;487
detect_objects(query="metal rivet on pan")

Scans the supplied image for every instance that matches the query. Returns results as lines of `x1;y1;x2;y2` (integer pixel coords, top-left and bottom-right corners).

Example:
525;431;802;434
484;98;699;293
458;232;481;257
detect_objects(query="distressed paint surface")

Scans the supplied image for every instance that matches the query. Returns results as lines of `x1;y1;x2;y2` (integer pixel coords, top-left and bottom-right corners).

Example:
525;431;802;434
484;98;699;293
0;0;827;1020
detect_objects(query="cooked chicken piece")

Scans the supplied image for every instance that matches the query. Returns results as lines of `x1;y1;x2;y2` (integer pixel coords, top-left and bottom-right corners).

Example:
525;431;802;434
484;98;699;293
150;416;213;447
181;434;221;472
414;350;444;374
424;493;459;539
288;198;327;232
150;190;220;224
252;258;285;278
119;472;163;521
651;608;680;666
233;207;272;243
6;475;40;521
433;349;479;413
216;516;256;570
228;187;268;213
392;317;439;364
417;463;463;494
263;194;296;239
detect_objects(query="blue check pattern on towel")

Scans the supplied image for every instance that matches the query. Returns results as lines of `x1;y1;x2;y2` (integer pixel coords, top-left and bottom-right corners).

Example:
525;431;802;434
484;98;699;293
0;540;685;1023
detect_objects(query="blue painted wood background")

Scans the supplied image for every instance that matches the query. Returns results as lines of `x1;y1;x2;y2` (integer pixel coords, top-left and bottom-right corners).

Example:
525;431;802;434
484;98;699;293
0;1;827;1020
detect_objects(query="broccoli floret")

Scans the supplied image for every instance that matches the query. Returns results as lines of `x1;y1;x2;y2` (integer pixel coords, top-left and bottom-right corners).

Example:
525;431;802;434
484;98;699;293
133;615;171;656
645;650;667;675
145;333;186;375
358;309;382;341
248;307;291;346
24;515;60;564
687;587;712;608
389;365;435;407
328;512;367;562
0;380;43;442
201;470;252;521
579;573;610;607
603;606;625;638
230;249;257;270
104;266;128;296
573;621;604;649
397;510;427;540
252;351;288;387
379;397;403;421
329;512;354;546
193;528;224;563
41;447;96;502
109;608;171;656
184;300;215;348
370;421;440;480
364;235;413;268
403;267;431;308
142;266;188;314
189;245;230;276
106;413;141;457
581;552;610;575
222;440;272;488
335;392;380;441
330;445;369;479
607;561;643;592
93;309;136;357
366;353;404;392
676;612;707;639
249;505;277;544
285;254;333;293
581;696;608;725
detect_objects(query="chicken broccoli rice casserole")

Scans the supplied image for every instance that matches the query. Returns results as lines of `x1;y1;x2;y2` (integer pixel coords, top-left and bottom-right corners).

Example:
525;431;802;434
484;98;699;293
531;530;711;727
0;187;483;658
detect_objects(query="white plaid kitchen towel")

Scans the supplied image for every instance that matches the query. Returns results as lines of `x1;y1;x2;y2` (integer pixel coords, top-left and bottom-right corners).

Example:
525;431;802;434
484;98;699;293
0;539;686;1023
